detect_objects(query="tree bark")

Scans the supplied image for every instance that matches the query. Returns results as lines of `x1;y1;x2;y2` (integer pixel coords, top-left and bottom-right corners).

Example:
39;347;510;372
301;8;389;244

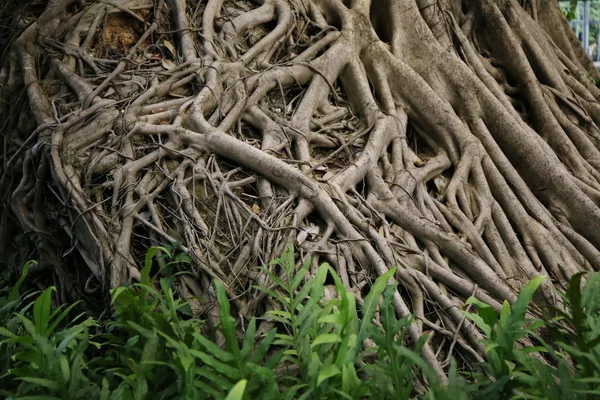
1;0;599;377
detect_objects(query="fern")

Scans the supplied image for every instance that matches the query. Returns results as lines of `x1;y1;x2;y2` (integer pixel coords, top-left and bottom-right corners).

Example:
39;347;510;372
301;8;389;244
2;246;599;399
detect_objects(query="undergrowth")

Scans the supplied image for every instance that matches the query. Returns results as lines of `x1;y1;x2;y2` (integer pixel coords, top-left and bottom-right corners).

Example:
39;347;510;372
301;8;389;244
0;246;599;399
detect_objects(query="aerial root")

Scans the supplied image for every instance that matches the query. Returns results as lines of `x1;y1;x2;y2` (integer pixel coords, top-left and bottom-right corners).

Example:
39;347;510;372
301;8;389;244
2;0;600;379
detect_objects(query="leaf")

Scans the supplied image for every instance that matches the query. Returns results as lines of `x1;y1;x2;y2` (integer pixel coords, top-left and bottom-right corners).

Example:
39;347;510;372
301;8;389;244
195;379;225;398
297;225;319;245
253;286;283;307
311;333;342;348
317;363;341;387
318;314;345;325
359;267;396;343
163;40;176;56
248;328;278;365
189;349;240;377
214;280;241;359
192;332;235;362
266;310;292;320
56;324;87;353
111;287;131;305
33;287;55;336
240;318;256;361
225;380;247;400
196;367;233;393
162;58;177;71
465;296;498;330
297;230;308;245
0;326;17;338
140;331;159;365
173;252;191;264
484;342;500;353
8;261;32;301
46;301;81;336
570;0;578;15
510;275;545;326
134;375;149;400
58;355;70;383
341;363;360;394
251;203;261;215
101;378;111;400
499;300;512;330
17;376;61;390
581;272;600;323
143;246;171;285
291;264;309;293
462;310;492;338
566;272;585;336
284;244;296;276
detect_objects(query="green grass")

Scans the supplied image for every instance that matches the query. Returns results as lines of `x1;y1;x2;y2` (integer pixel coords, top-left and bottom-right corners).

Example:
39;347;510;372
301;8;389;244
0;245;599;399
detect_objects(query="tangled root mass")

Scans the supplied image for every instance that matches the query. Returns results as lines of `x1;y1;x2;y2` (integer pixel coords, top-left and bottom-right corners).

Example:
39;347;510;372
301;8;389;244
2;0;600;377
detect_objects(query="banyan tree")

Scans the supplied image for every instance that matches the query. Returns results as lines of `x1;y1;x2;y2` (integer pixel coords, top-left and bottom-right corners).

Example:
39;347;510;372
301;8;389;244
2;0;600;377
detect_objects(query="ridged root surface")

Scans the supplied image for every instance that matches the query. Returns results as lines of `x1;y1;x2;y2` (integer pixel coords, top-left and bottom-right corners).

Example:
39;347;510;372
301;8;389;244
2;0;600;378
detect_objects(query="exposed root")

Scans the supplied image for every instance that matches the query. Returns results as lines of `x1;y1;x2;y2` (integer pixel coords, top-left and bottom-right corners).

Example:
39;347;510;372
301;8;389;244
1;0;599;379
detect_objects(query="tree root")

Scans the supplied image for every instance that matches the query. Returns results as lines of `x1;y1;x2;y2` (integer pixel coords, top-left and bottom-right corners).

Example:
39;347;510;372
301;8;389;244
1;0;599;379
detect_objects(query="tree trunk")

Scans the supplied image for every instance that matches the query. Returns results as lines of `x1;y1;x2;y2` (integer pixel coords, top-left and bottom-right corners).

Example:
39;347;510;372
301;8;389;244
1;0;599;377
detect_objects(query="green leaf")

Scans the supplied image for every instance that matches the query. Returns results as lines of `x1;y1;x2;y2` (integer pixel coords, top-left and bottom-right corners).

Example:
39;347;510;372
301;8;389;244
465;296;498;330
196;367;234;393
143;246;171;285
566;272;585;335
484;342;500;353
499;300;511;328
110;287;131;305
101;378;111;400
317;314;345;325
8;261;32;301
291;263;309;292
195;379;225;398
317;363;341;387
134;283;161;299
192;332;235;362
140;331;159;366
240;318;257;361
214;280;241;359
359;267;396;341
33;287;55;336
0;326;17;338
189;349;240;377
570;0;578;16
17;376;61;390
510;275;546;326
134;375;149;400
12;350;41;365
59;354;70;382
248;328;278;365
285;244;296;275
581;272;600;330
341;363;360;394
253;286;286;305
461;310;492;337
46;301;81;337
225;379;247;400
266;310;292;320
125;321;153;338
311;333;342;348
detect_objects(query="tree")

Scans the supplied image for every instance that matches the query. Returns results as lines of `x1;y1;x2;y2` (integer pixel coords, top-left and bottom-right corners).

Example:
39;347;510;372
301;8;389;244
1;0;599;378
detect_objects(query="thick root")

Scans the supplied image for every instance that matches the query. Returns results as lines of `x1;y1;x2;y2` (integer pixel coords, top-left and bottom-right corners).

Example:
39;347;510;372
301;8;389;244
1;0;599;378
